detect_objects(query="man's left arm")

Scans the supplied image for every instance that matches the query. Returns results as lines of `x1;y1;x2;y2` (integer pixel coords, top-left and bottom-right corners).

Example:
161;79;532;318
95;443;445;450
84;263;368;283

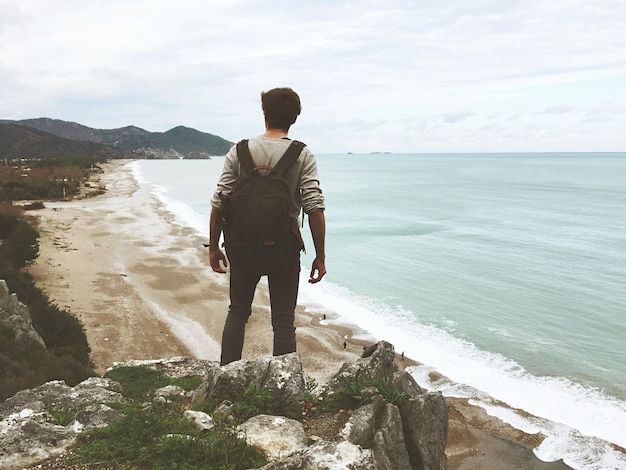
308;210;326;283
299;150;326;283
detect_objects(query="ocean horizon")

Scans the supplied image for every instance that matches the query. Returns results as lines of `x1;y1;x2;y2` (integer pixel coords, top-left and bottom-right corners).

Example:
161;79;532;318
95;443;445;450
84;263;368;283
131;151;626;470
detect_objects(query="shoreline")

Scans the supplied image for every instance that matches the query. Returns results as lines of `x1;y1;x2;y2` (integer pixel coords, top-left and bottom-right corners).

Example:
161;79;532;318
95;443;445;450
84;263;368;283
26;159;572;469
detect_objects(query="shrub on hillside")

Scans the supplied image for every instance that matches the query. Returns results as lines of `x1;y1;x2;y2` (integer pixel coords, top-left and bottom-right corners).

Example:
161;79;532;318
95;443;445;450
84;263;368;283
0;213;19;238
0;218;39;268
0;215;94;400
0;261;92;369
0;324;91;401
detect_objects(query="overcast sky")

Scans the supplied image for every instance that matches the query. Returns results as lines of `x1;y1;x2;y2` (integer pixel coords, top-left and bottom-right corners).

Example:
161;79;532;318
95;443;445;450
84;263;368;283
2;0;625;153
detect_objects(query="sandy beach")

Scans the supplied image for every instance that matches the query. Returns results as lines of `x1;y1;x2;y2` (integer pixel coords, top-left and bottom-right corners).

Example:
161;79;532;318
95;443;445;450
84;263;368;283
26;160;572;469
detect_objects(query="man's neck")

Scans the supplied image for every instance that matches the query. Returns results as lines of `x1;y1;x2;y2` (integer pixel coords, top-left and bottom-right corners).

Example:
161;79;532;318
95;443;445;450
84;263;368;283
263;128;289;139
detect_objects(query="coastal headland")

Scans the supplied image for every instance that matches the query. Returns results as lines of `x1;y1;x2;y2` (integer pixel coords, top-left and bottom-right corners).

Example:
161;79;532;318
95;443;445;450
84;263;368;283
26;160;572;469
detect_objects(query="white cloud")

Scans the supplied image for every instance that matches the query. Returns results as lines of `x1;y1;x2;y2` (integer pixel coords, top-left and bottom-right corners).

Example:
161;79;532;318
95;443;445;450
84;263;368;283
540;105;578;115
443;110;478;124
586;103;626;116
1;0;625;152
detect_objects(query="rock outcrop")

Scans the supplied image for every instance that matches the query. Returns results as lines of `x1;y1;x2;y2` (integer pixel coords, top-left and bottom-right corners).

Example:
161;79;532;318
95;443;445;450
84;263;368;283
0;279;46;350
0;378;123;467
0;341;448;469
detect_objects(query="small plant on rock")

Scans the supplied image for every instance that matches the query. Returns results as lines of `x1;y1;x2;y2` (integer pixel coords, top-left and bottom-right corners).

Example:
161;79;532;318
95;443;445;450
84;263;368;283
318;370;410;413
232;384;280;422
48;406;75;427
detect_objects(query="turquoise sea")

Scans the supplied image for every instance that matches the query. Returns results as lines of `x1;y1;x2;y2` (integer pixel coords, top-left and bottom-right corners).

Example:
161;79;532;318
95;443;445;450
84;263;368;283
132;152;626;470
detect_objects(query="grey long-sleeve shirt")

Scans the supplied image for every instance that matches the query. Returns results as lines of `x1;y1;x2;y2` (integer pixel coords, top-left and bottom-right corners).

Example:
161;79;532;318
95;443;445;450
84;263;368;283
210;136;325;219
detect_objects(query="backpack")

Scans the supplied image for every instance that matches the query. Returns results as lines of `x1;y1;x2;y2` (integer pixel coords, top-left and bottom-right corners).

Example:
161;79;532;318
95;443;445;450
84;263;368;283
220;139;305;275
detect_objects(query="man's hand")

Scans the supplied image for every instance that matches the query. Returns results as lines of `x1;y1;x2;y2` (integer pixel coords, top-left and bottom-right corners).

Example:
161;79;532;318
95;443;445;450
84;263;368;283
309;256;326;283
209;247;228;273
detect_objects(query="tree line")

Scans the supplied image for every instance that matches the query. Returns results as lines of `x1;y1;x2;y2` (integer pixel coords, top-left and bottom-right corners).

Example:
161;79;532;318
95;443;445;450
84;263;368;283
1;156;105;201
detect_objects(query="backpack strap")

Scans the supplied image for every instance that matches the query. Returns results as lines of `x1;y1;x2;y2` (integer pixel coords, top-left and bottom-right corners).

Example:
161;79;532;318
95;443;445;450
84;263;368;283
236;139;255;176
272;140;306;176
237;139;306;176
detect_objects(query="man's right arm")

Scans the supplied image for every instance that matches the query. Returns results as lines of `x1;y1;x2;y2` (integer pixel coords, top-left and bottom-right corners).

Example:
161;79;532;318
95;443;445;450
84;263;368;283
308;210;326;283
209;145;238;273
209;207;228;273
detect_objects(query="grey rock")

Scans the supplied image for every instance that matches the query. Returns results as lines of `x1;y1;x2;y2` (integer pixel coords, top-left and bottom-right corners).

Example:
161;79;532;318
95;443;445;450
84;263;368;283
155;384;188;402
0;416;75;469
187;357;264;404
75;376;122;393
238;414;308;460
393;369;424;397
372;403;412;470
110;356;215;379
192;353;305;419
401;391;449;470
263;353;306;419
0;279;46;349
0;377;124;469
260;439;376;470
328;340;397;392
340;394;386;446
0;379;122;417
340;395;413;470
71;403;123;432
183;409;214;431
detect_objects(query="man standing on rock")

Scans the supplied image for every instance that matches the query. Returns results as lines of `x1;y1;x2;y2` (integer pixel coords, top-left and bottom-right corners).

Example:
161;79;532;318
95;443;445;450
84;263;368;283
208;87;326;366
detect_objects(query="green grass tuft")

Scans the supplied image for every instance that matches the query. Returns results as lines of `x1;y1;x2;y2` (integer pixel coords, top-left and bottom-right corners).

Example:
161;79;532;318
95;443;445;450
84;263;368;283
231;384;280;421
48;406;75;426
104;366;202;402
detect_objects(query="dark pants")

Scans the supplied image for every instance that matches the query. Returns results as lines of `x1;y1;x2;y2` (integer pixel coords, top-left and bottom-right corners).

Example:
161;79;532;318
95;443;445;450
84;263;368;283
220;249;300;366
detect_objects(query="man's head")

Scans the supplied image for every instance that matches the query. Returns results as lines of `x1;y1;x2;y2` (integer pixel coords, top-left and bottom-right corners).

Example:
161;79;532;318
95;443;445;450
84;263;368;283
261;87;301;131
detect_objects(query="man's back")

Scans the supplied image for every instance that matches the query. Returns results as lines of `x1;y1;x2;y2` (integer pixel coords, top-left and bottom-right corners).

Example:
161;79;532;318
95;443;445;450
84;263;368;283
211;136;324;220
208;87;326;365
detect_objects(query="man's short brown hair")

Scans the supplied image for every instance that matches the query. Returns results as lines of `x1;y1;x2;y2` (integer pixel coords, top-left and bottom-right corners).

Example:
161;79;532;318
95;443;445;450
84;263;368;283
261;87;301;131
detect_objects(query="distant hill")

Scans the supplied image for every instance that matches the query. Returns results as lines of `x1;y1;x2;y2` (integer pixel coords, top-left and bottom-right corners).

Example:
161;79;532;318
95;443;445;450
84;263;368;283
2;118;234;157
0;123;137;160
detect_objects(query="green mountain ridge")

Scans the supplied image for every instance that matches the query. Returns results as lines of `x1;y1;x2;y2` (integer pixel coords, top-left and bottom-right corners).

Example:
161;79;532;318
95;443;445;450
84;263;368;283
1;118;234;157
0;123;136;160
